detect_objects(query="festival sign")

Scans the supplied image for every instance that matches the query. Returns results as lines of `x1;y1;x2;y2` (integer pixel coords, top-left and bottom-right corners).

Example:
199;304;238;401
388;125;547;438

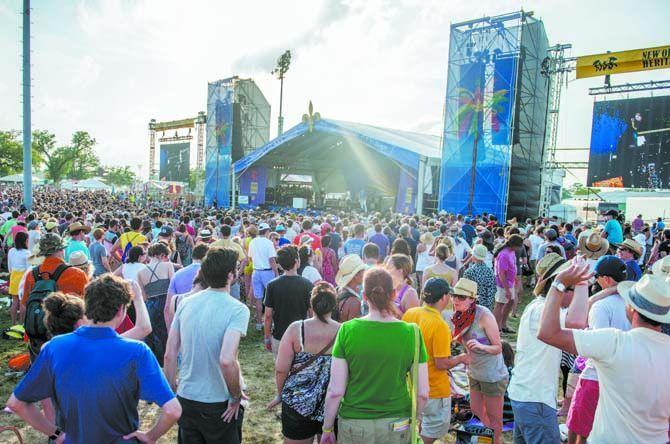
576;45;670;79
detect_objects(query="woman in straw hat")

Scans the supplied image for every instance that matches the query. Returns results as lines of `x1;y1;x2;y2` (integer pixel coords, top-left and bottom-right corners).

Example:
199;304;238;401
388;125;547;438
578;232;610;274
615;239;643;281
451;277;507;444
463;244;497;312
333;254;367;322
538;262;670;444
415;232;435;286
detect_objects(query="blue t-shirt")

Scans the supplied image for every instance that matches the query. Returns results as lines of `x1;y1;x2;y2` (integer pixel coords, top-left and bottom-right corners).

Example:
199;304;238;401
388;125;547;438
14;326;174;443
168;262;201;295
89;241;108;277
343;238;366;257
624;259;642;281
604;219;623;244
278;237;291;247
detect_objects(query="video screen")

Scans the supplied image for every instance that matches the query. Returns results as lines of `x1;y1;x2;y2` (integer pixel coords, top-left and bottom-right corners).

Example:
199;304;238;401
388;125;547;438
587;96;670;188
159;142;190;182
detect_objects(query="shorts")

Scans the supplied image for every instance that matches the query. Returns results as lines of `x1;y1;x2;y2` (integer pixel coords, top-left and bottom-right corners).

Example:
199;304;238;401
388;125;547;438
252;269;275;300
281;403;323;440
495;286;516;304
421;397;451;439
511;400;560;444
230;281;240;299
566;378;599;437
468;376;508;397
338;416;411;444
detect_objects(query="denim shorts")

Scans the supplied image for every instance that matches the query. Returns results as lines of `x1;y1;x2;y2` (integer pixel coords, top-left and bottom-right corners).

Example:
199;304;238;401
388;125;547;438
511;400;560;444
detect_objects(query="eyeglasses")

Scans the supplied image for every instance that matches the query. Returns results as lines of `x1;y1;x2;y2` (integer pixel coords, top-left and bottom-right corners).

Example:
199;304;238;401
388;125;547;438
451;294;471;301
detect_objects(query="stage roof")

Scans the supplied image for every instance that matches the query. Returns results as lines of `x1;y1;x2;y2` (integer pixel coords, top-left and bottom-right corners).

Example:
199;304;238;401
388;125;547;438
233;118;441;174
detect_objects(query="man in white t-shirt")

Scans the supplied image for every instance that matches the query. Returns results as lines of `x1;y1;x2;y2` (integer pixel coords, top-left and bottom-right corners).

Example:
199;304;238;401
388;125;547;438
566;255;630;443
538;264;670;444
507;254;588;444
247;223;278;331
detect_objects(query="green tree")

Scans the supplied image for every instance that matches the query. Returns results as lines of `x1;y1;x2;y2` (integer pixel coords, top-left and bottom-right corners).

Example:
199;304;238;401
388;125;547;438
68;131;100;179
188;168;204;191
0;131;23;176
32;130;72;183
102;166;136;187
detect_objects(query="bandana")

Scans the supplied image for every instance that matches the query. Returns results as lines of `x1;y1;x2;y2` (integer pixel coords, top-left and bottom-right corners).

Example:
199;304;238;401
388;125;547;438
452;303;477;339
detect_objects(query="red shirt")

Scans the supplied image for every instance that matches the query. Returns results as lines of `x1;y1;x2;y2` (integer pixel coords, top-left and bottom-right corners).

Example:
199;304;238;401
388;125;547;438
22;257;89;305
292;231;322;250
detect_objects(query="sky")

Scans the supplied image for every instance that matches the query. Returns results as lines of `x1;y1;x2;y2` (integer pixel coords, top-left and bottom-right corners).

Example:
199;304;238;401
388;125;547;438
0;0;669;184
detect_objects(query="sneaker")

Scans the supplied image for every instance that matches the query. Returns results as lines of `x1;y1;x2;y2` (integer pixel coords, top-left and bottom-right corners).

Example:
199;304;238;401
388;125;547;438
255;323;263;331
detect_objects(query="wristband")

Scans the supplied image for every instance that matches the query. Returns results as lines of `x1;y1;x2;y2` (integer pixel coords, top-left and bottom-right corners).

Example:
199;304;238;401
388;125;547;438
322;426;334;433
48;428;62;441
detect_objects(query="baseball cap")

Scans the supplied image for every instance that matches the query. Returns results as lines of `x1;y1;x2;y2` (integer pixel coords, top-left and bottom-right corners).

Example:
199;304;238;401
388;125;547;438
159;226;174;236
594;255;627;282
545;228;558;240
275;224;286;232
199;229;212;238
258;222;270;232
422;278;451;303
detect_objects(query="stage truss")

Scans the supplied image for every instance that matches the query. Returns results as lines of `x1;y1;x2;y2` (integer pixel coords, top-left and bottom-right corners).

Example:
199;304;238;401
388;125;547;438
148;113;206;179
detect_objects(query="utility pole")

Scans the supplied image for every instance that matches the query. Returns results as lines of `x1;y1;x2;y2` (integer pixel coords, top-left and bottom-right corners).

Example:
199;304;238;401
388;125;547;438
22;0;32;209
272;50;291;136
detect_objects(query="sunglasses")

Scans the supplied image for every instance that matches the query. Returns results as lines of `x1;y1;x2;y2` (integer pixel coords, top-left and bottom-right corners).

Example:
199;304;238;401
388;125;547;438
451;294;472;301
617;247;631;254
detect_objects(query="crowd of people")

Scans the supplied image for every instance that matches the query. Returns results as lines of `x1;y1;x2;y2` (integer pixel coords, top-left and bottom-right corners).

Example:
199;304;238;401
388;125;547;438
0;184;669;443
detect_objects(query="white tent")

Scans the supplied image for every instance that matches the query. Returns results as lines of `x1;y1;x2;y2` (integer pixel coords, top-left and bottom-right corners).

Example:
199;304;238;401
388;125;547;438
60;178;111;191
548;203;578;222
0;173;45;184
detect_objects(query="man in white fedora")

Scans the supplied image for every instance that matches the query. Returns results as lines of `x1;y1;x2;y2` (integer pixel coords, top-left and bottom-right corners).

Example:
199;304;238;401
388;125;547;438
333;254;367;322
538;261;670;444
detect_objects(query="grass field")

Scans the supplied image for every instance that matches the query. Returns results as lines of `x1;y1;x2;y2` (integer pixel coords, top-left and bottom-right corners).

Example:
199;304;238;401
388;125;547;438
0;282;538;444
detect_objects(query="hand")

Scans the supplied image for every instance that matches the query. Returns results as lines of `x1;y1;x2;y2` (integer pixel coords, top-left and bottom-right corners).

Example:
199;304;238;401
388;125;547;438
264;338;272;352
123;431;155;444
320;431;336;444
266;395;281;410
54;433;67;444
460;353;472;365
555;261;593;289
221;393;249;423
465;339;484;353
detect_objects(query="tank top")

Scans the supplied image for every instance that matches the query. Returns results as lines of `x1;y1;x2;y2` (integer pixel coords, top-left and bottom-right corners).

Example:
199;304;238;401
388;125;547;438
143;263;171;299
393;284;411;314
460;305;508;383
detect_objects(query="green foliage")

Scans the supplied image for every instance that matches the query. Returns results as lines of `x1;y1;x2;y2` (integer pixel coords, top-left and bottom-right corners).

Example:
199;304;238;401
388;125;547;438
0;130;45;177
68;131;100;180
188;168;204;191
32;130;73;183
102;166;136;187
569;182;600;196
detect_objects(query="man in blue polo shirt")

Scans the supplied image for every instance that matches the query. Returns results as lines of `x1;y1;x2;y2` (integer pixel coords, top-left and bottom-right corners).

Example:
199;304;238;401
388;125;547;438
602;210;623;245
7;275;181;443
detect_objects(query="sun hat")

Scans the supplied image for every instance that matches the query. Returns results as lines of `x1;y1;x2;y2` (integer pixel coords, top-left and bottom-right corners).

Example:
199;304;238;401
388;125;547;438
28;245;45;266
299;234;314;245
533;253;571;296
45;220;59;232
452;278;478;299
594;255;627;282
38;233;68;256
335;254;367;288
420;232;435;245
615;239;643;258
651;256;670;276
578;232;609;260
199;229;213;239
618;274;670;323
471;244;488;262
68;222;91;234
422;277;451;302
68;251;89;267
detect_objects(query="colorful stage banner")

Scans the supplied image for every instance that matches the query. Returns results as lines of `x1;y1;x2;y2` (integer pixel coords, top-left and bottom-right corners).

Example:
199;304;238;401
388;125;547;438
395;168;417;214
204;79;235;207
239;166;268;206
576;45;670;79
492;57;517;146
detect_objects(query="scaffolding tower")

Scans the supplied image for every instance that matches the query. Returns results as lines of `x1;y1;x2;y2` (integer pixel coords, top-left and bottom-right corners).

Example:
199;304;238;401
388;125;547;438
234;78;271;157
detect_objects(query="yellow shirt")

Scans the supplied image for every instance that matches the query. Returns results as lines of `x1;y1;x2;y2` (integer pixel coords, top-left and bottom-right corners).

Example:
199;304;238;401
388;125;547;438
402;305;452;398
119;231;147;251
211;238;246;261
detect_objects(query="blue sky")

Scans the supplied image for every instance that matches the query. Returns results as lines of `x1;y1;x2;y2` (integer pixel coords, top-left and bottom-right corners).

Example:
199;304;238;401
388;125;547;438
1;0;669;183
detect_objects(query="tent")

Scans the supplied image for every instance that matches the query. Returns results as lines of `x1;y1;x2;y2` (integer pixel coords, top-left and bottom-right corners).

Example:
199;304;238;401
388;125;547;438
0;173;45;184
60;178;111;191
225;118;441;213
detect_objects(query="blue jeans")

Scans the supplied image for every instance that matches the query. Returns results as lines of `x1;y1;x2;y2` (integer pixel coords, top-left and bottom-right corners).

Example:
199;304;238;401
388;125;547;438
511;400;560;444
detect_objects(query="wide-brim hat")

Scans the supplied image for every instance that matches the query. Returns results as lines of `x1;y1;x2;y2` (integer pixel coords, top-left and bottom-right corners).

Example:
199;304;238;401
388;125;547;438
68;222;91;234
28;245;45;266
614;239;643;258
533;253;571;296
38;233;68;256
618;275;670;323
452;278;478;299
68;251;89;267
335;254;367;288
652;256;670;276
471;244;488;262
578;232;609;260
45;220;59;231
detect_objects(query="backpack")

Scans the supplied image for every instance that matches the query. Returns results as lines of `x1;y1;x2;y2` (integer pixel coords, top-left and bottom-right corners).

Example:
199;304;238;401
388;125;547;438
24;264;70;342
121;233;139;263
332;292;355;322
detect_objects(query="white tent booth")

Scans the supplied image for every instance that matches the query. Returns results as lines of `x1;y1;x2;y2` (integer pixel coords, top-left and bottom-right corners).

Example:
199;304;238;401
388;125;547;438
60;178;111;191
0;174;45;185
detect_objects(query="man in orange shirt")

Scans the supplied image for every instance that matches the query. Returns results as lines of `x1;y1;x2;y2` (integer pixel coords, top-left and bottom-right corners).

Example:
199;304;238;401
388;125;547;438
402;278;470;443
22;233;89;358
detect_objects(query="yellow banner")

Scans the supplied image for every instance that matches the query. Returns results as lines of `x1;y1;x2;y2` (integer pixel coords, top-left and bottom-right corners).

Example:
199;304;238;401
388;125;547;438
576;45;670;79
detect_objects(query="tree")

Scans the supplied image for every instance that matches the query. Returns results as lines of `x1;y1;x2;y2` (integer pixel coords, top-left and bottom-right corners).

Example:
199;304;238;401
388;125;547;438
0;131;23;177
32;130;72;183
102;166;136;187
68;131;100;180
188;168;205;192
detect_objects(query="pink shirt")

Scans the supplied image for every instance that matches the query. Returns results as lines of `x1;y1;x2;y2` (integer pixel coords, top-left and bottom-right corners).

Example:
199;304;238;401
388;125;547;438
10;225;27;242
494;247;517;288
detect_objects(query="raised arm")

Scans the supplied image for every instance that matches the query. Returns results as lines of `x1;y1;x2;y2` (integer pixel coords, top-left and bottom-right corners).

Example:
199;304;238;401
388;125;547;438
122;280;152;340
